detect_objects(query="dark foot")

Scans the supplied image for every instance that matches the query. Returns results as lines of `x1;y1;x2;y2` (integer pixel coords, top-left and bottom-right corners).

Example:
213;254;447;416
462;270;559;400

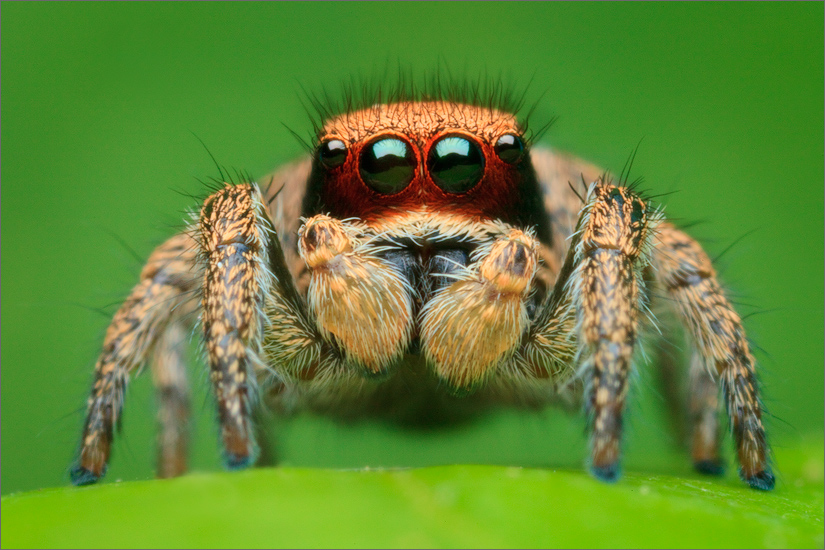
694;459;725;476
590;462;621;483
70;465;103;486
742;469;775;491
223;450;257;471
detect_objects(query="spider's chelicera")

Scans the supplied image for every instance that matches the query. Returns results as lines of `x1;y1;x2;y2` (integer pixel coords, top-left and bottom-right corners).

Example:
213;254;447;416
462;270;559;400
70;96;774;491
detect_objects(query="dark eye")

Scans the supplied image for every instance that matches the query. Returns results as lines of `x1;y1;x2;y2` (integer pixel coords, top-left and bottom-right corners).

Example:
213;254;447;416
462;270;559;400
318;139;348;169
359;137;416;194
494;134;525;164
428;135;484;194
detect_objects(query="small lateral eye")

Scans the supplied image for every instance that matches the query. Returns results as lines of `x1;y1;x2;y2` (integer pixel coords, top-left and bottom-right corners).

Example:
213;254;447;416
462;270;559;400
359;137;416;195
428;135;485;194
494;134;525;165
319;139;348;169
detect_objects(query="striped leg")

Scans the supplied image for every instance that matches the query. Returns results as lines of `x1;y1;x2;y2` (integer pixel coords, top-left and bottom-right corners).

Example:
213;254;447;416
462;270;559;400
688;352;725;474
571;182;656;481
71;233;198;485
199;183;276;468
654;222;773;490
202;182;423;467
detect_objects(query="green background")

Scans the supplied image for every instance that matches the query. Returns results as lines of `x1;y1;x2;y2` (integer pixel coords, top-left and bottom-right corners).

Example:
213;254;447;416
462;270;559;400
2;0;822;511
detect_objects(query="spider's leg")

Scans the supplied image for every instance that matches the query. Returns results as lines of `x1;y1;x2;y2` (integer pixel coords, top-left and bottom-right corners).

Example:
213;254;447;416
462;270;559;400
202;184;406;467
517;181;656;481
202;182;417;468
199;183;279;469
688;352;725;474
568;182;656;481
653;222;773;490
150;321;193;479
478;180;655;478
297;214;414;376
419;229;540;391
71;233;199;485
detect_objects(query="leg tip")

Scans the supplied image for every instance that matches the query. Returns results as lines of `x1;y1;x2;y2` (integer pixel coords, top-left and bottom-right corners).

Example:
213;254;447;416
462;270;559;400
743;469;775;491
70;465;103;486
694;459;725;476
223;450;257;471
589;462;621;483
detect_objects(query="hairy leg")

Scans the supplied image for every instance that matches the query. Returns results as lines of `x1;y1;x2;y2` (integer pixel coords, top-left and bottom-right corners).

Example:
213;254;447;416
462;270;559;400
688;352;725;474
150;321;193;479
445;180;654;476
200;185;410;466
653;222;773;490
570;182;656;481
199;183;278;468
71;233;199;485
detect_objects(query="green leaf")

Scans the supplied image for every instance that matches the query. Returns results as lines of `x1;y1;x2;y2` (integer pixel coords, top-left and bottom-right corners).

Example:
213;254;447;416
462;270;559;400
2;439;822;549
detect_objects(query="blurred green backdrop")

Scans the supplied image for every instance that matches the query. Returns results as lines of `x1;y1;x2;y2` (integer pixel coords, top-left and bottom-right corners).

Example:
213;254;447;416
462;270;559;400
2;2;822;496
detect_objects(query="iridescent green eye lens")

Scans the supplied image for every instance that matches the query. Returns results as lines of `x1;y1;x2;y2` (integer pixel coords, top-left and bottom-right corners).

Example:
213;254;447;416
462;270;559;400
494;134;525;164
359;137;416;194
428;135;484;194
319;139;348;169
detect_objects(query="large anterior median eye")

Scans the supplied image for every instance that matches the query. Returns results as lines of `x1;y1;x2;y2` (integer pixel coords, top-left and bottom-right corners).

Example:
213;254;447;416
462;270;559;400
428;135;484;194
359;137;416;194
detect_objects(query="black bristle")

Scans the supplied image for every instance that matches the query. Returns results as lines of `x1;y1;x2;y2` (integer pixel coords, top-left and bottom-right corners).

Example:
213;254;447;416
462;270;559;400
298;65;552;148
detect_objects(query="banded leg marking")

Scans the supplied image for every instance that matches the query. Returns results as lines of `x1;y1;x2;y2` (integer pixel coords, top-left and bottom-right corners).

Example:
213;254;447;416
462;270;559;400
573;183;656;481
200;183;273;468
151;322;191;479
654;222;773;490
71;233;198;485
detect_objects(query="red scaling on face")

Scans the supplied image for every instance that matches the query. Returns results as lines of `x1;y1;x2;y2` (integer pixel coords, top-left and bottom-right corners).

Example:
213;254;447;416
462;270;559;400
308;101;537;229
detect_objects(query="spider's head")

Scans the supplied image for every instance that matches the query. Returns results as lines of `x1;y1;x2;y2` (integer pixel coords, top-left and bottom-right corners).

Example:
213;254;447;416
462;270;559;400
306;102;536;228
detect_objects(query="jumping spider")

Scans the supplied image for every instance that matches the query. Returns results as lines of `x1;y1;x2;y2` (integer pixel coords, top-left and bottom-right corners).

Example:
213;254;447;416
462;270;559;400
71;94;774;490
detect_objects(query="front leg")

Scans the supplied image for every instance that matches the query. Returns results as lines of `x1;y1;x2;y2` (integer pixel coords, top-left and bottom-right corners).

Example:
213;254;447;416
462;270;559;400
200;183;281;468
200;185;414;467
570;183;657;481
199;183;357;467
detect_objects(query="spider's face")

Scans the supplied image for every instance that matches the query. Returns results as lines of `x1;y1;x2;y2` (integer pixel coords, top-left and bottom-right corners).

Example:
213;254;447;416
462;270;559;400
308;102;534;229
